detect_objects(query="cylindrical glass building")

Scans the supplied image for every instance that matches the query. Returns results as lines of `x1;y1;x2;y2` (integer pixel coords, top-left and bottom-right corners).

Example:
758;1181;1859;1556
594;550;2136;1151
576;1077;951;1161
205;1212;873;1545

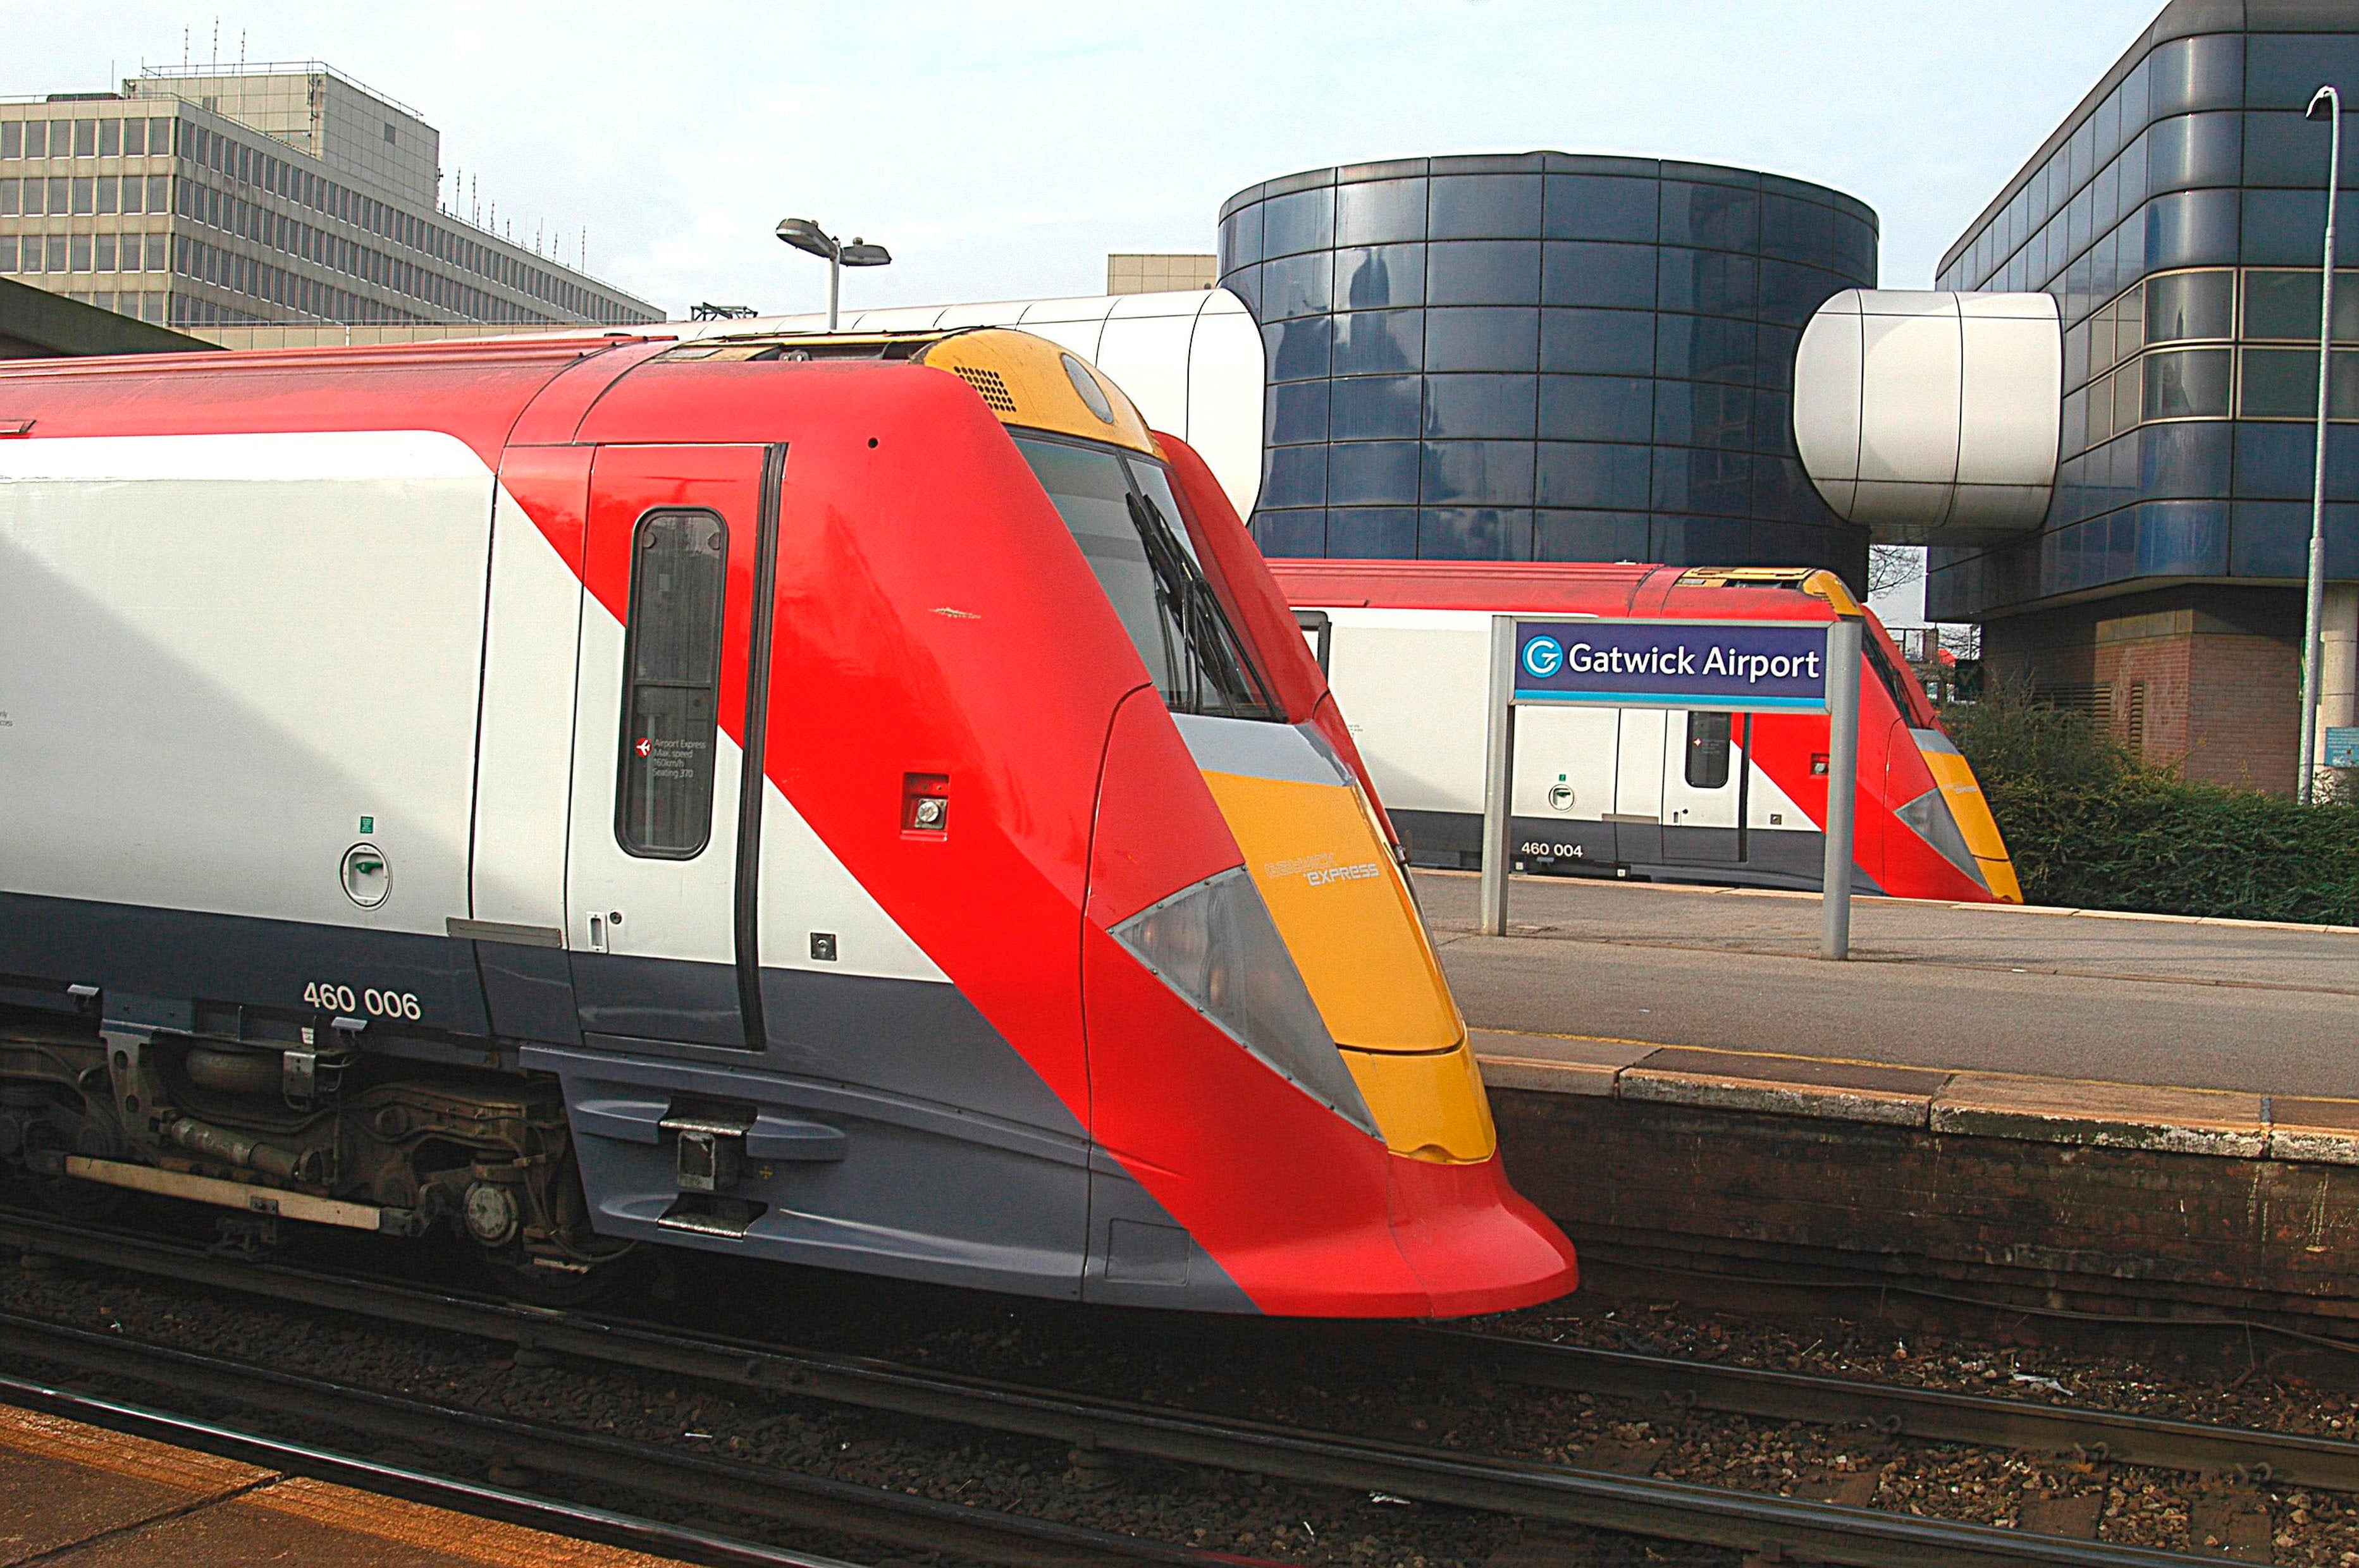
1218;154;1878;580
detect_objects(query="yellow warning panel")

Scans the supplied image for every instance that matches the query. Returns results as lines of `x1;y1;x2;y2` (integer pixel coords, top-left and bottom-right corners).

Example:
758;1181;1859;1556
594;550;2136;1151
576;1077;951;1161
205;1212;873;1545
1341;1043;1498;1163
1919;745;2023;902
1200;769;1463;1055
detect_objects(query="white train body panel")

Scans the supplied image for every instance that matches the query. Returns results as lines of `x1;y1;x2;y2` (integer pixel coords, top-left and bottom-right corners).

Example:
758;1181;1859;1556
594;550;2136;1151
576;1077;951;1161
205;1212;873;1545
1312;606;1806;880
0;431;494;934
471;497;586;936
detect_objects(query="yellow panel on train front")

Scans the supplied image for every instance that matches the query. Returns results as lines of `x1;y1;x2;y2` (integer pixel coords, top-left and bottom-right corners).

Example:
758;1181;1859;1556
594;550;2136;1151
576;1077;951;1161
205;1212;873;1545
1199;769;1461;1053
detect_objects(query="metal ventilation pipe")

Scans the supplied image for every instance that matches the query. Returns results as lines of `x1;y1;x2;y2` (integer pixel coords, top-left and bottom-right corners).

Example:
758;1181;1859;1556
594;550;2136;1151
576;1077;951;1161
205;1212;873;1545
1792;290;2063;546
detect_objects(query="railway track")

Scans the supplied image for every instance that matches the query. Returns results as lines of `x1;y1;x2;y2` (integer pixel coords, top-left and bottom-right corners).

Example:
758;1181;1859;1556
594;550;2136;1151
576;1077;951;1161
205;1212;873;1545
0;1363;866;1568
0;1209;2302;1568
0;1306;1238;1568
1407;1323;2359;1490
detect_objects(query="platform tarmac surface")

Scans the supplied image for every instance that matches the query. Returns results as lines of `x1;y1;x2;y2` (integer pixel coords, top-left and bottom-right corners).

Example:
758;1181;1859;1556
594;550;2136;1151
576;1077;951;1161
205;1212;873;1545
1416;869;2359;1099
0;1399;685;1567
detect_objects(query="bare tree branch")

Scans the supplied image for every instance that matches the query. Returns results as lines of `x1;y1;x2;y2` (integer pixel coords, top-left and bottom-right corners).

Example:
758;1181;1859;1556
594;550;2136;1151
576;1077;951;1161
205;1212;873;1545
1868;544;1924;597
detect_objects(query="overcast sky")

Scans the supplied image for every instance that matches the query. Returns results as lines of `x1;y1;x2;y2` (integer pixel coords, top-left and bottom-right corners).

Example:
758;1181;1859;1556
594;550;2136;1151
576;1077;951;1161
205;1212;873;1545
18;2;2162;317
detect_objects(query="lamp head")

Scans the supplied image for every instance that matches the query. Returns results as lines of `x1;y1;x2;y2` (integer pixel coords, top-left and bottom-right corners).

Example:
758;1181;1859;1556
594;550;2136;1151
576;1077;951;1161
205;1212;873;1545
840;240;893;268
2308;84;2341;123
775;217;836;259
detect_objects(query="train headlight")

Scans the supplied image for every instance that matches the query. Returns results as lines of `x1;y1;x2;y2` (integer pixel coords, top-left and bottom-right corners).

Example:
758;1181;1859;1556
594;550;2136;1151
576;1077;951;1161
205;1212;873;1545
1112;867;1379;1137
1896;787;1988;891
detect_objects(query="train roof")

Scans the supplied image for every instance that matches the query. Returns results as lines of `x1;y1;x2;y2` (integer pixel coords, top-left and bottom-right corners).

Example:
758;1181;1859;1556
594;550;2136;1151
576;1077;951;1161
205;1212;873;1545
0;325;1155;464
1266;559;1864;620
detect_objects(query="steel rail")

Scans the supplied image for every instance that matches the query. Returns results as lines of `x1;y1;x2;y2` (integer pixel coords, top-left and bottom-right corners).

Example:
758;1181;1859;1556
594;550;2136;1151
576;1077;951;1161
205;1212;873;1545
0;1368;863;1568
0;1210;2248;1568
1407;1325;2359;1491
0;1306;1233;1568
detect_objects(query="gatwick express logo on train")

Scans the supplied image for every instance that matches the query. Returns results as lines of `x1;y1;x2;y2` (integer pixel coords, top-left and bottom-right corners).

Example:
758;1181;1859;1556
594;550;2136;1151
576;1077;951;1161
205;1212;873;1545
1514;619;1833;712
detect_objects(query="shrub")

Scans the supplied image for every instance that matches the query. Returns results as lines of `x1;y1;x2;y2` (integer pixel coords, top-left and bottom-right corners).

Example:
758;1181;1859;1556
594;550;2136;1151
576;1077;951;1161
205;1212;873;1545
1943;682;2359;924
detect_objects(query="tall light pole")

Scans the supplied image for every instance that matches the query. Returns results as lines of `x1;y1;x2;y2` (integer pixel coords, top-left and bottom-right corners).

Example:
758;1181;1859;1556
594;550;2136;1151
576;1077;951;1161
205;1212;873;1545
775;217;892;331
2300;84;2343;804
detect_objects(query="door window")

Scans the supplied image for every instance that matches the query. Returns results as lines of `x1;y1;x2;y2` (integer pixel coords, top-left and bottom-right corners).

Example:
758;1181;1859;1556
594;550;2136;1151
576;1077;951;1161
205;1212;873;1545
616;509;727;857
1684;711;1732;790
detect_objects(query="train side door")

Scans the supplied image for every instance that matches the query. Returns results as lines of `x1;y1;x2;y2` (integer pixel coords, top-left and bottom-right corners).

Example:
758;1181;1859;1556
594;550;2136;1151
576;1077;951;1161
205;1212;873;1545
565;444;776;1048
1510;706;1618;866
1610;709;1667;864
1661;711;1744;864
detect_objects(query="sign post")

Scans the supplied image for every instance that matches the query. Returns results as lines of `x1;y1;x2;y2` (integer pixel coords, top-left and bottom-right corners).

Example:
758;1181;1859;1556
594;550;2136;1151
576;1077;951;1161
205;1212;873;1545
1820;618;1863;961
1481;614;1861;955
1480;615;1516;936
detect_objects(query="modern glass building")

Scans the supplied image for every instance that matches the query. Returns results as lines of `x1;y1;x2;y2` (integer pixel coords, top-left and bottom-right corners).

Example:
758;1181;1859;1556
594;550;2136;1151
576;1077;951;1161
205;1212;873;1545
1216;154;1878;580
1930;2;2359;788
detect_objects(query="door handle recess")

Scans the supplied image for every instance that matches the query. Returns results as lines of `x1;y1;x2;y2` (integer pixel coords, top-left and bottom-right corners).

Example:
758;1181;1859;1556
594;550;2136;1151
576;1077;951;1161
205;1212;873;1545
748;1114;847;1163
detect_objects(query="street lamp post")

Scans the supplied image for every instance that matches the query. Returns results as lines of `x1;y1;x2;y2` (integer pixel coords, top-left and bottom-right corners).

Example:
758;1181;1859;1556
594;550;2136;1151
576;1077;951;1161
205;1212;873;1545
2299;84;2343;804
775;217;892;331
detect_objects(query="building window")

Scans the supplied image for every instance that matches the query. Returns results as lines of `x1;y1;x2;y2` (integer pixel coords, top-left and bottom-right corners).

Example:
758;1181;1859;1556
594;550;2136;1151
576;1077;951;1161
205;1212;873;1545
615;510;728;859
94;234;115;272
2243;268;2359;343
2141;347;2231;420
0;237;15;273
2144;269;2233;343
2239;347;2359;420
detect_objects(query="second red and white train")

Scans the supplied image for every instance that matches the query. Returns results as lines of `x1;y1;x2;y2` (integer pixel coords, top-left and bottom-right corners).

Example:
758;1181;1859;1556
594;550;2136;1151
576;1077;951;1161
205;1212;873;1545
1273;561;2021;905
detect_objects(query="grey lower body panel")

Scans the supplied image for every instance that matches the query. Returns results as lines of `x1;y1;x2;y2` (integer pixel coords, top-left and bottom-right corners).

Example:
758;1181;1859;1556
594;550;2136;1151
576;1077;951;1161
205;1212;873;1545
525;960;1256;1313
0;888;1260;1309
0;889;496;1043
1391;809;1885;895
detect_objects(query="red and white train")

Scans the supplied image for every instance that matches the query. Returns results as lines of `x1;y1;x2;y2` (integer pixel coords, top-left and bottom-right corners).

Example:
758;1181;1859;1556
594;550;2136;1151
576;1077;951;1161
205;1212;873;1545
0;328;1575;1316
1272;561;2021;905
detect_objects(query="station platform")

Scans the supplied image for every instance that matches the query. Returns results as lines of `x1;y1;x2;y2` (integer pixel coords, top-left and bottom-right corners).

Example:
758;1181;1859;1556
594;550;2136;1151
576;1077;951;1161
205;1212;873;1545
0;1399;679;1567
1419;871;2359;1329
1417;869;2359;1096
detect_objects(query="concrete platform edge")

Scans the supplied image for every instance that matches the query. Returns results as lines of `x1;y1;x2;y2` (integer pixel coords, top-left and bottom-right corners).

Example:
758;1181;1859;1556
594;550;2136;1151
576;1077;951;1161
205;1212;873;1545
1472;1028;2359;1162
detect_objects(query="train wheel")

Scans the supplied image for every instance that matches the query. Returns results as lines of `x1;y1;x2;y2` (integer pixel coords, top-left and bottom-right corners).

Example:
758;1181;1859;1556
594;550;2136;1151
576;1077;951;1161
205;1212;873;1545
23;1103;126;1223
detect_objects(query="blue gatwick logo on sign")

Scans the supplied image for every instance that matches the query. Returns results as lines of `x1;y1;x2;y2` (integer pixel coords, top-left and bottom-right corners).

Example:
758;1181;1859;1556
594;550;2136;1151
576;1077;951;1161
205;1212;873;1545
1513;618;1835;711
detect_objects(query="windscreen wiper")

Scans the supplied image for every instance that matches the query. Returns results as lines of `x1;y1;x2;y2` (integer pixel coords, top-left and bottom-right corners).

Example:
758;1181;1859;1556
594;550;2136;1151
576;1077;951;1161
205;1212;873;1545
1128;491;1268;715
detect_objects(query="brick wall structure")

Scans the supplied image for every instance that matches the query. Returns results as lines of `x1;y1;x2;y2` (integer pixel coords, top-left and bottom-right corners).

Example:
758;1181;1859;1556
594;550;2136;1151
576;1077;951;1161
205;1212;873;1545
1983;584;2300;793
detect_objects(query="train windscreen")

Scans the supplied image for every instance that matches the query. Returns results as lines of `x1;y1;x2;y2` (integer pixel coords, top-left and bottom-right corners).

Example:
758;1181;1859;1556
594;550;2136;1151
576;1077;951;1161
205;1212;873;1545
1016;435;1279;720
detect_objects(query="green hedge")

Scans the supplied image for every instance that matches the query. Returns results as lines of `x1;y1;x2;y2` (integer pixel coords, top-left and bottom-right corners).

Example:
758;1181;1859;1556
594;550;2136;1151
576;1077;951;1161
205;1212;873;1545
1943;688;2359;925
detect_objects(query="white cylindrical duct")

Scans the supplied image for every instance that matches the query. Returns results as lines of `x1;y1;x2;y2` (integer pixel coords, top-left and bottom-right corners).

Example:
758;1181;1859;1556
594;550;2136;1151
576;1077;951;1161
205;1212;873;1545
1793;290;2062;546
666;289;1268;518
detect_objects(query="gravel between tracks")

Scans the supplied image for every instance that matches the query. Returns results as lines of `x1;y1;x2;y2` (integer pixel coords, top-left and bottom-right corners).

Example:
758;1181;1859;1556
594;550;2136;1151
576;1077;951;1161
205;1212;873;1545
13;1222;2359;1564
0;1247;1695;1568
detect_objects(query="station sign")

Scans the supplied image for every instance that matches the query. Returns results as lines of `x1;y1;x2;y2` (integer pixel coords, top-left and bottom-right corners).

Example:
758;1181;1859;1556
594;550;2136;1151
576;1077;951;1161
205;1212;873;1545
1512;619;1833;713
2328;726;2359;768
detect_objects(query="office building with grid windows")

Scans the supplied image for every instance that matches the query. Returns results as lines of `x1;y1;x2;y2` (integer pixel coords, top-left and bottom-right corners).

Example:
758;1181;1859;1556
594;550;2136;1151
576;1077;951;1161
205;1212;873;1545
0;61;659;338
1930;3;2359;789
1216;154;1878;577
